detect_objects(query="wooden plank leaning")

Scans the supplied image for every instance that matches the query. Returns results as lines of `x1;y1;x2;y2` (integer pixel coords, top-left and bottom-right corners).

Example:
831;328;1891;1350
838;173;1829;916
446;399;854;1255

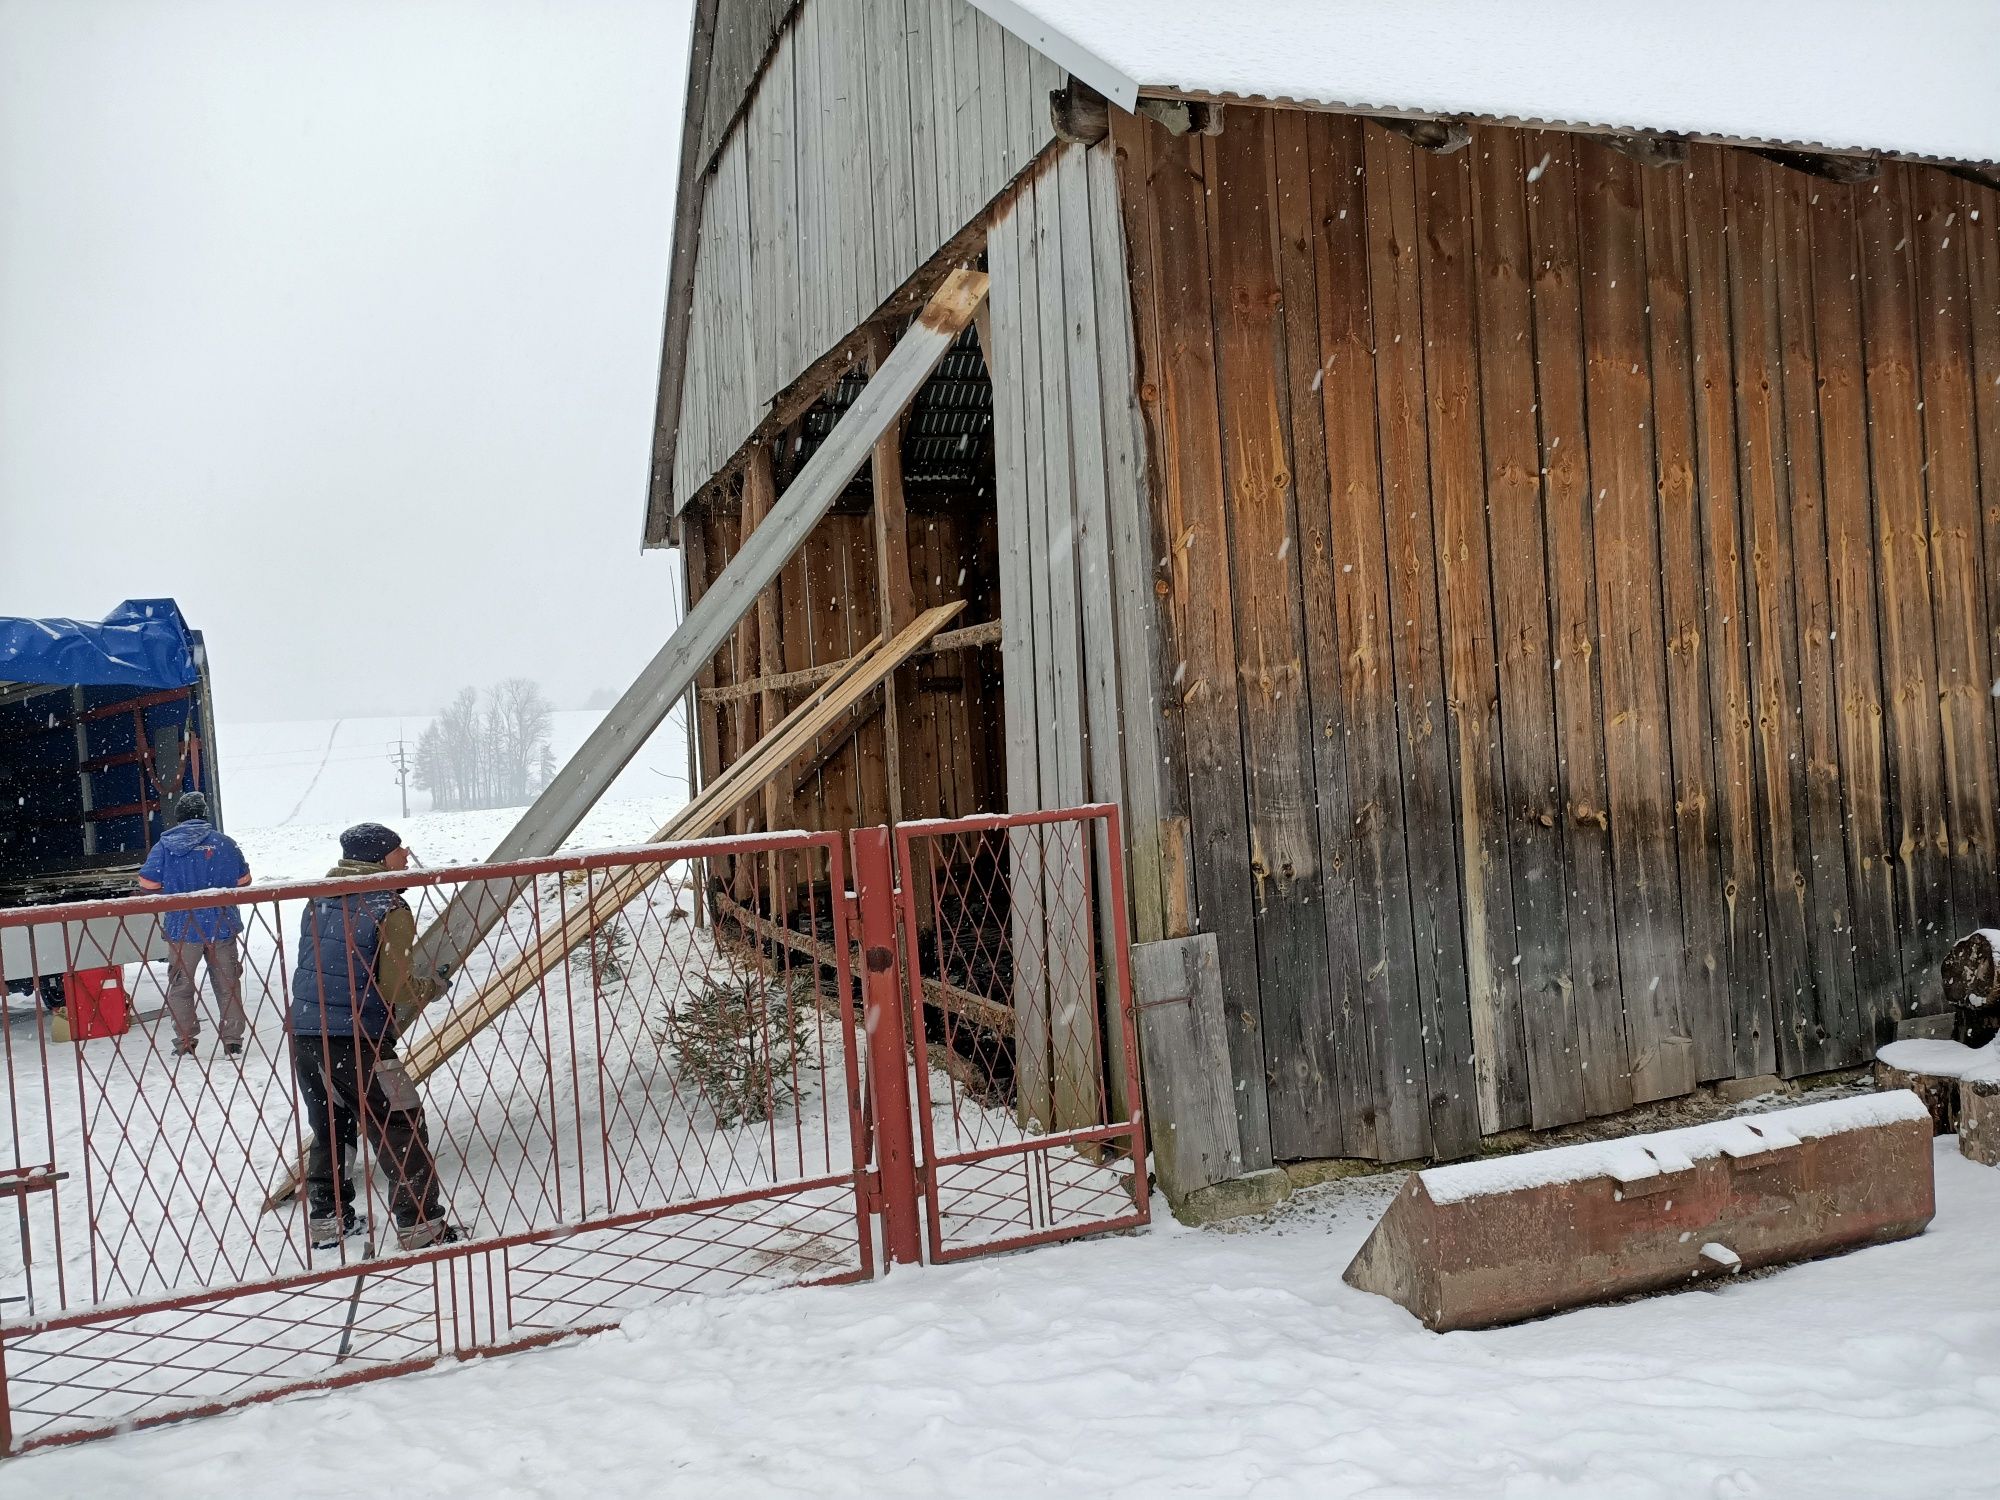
406;268;990;991
263;601;965;1211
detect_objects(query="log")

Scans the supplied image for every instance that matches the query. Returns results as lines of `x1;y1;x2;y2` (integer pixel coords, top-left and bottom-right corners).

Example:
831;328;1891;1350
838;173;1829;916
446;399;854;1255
1873;1061;1959;1136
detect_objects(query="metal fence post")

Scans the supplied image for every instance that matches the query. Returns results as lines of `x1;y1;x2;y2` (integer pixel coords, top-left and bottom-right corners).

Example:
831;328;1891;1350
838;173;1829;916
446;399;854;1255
850;826;923;1267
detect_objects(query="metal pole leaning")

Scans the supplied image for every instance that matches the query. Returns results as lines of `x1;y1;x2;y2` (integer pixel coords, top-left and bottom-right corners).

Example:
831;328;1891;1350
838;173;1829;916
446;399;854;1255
850;826;922;1267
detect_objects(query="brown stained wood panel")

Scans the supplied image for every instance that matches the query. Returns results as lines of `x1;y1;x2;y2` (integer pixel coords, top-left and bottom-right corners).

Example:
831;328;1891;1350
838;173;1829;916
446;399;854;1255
1274;109;1369;1157
1682;148;1776;1078
1809;184;1904;1053
1772;169;1863;1072
1365;126;1480;1159
1417;142;1531;1137
1573;139;1693;1103
1471;128;1584;1130
1860;167;1956;991
1306;116;1428;1162
1913;170;2000;939
1204;111;1340;1159
1725;151;1820;1076
1133;119;1275;1170
1523;133;1633;1118
1637;161;1733;1084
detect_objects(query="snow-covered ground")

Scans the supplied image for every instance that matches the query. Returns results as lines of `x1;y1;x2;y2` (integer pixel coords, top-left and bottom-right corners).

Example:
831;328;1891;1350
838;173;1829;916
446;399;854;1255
3;1137;1994;1498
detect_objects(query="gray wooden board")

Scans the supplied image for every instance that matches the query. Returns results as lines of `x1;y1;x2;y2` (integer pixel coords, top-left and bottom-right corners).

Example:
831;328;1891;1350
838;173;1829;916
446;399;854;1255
1088;140;1168;949
1130;933;1242;1199
987;203;1053;1129
698;0;799;170
1059;144;1133;1121
1034;155;1101;1132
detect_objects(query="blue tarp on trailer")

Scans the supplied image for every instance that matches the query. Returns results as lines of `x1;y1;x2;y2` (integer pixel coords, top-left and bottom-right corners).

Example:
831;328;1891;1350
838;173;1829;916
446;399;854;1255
0;600;200;692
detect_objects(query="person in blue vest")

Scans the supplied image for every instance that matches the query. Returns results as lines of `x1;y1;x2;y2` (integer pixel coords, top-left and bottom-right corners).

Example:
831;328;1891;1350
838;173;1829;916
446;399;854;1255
289;822;461;1252
137;791;251;1058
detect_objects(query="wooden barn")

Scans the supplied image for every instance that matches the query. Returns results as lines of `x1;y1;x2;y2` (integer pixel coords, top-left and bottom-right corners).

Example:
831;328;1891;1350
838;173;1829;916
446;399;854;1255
643;0;2000;1211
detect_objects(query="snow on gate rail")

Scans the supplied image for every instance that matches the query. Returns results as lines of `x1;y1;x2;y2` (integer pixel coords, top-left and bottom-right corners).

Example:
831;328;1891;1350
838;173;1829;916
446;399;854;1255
0;831;872;1453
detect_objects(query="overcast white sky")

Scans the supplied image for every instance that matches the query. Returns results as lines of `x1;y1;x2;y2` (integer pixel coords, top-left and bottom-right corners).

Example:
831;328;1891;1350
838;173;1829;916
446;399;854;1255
0;0;694;722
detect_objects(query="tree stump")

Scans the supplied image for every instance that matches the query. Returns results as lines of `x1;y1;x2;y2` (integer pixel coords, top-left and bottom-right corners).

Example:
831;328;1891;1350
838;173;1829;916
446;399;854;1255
1874;1062;1958;1135
1961;1076;2000;1167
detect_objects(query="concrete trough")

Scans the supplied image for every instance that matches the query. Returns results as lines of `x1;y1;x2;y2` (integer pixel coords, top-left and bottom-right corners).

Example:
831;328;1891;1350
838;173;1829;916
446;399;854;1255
1344;1093;1936;1331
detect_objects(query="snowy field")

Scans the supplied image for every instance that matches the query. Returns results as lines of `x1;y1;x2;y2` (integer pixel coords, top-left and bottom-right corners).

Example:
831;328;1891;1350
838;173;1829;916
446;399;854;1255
0;1136;1992;1498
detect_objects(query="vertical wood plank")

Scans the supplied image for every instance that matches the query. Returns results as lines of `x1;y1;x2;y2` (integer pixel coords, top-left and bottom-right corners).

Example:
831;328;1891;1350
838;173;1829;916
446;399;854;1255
1306;116;1419;1160
864;0;917;302
1417;139;1531;1136
900;0;939;255
1471;127;1584;1129
1682;146;1777;1078
1139;117;1274;1169
1773;167;1863;1071
1726;150;1820;1077
1639;159;1734;1084
984;199;1053;1129
1573;139;1693;1102
1524;133;1633;1117
1366;124;1480;1157
1274;109;1369;1157
1206;110;1340;1159
1810;180;1904;1054
1914;170;2000;943
1860;165;1956;994
1965;180;2000;970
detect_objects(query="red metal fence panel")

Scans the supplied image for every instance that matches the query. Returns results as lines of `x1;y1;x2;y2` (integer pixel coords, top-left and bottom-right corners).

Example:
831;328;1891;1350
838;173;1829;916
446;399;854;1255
0;831;869;1453
0;806;1151;1456
892;805;1149;1262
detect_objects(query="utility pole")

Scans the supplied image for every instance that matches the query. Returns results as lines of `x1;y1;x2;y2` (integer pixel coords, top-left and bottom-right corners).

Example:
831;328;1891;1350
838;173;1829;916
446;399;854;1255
390;733;411;819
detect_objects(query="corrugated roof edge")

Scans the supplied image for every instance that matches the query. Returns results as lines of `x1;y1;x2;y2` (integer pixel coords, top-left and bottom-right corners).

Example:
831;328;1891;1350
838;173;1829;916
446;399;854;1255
1138;85;2000;170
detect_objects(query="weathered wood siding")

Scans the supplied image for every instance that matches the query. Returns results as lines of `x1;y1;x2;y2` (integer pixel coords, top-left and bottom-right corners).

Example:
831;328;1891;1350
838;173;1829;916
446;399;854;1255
673;0;1063;508
1114;103;2000;1160
986;140;1164;1133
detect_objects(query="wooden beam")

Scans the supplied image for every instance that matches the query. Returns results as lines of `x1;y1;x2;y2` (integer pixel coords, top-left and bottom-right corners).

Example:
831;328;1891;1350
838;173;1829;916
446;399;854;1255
1604;132;1690;169
1374;115;1471;153
263;601;968;1213
409;269;989;985
1050;81;1111;146
698;620;1003;704
1749;147;1882;183
714;892;1015;1036
744;445;789;837
870;326;917;826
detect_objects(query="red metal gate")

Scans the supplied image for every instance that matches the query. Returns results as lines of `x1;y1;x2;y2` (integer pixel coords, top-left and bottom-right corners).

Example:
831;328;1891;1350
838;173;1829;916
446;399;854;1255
891;806;1149;1262
0;809;1145;1456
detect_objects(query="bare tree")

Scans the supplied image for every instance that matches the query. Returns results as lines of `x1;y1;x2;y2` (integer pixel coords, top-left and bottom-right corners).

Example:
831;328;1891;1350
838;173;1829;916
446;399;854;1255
413;681;554;812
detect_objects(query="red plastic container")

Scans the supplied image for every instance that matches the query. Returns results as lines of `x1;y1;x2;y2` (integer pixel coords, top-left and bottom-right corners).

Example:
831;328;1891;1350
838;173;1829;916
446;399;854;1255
64;967;130;1040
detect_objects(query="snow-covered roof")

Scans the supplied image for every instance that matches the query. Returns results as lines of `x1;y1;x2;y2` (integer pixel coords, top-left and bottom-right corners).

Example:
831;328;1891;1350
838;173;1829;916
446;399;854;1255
969;0;2000;165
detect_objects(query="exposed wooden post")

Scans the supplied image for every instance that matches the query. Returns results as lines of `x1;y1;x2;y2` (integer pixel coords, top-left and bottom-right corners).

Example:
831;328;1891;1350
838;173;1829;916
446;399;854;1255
870;326;917;827
743;445;790;842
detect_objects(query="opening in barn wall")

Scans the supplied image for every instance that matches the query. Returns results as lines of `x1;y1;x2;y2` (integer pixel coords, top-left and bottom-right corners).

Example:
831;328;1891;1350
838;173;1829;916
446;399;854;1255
1108;101;2000;1177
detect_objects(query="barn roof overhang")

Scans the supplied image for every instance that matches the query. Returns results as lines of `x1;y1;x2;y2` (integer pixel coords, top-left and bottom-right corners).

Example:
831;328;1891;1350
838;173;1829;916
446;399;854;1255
965;0;2000;169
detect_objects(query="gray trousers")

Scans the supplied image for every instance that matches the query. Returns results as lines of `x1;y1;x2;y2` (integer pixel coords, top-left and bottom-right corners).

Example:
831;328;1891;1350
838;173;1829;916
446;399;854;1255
165;939;246;1046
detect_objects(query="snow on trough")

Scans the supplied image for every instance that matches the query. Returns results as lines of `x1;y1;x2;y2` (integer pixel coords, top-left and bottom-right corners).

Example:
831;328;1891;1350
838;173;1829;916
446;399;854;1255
1418;1091;1932;1203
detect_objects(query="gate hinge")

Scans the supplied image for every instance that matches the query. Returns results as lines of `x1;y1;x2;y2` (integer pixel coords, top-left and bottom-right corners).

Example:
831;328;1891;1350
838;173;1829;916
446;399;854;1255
861;1169;884;1214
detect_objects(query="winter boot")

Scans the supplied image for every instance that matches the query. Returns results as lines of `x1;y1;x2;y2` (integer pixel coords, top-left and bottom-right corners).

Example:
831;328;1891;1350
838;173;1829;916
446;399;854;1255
171;1037;199;1059
309;1210;369;1251
395;1217;469;1251
222;1040;244;1060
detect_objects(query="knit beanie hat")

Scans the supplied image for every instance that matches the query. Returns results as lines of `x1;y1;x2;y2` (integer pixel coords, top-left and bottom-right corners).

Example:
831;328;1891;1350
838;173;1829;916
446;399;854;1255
339;822;402;863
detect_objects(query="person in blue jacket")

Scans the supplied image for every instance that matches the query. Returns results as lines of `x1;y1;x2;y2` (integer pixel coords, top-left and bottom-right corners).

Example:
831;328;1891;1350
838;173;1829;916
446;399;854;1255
137;791;251;1058
289;822;461;1252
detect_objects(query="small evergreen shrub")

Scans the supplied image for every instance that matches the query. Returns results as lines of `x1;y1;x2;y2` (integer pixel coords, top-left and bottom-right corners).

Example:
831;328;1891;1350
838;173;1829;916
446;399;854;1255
662;969;819;1129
